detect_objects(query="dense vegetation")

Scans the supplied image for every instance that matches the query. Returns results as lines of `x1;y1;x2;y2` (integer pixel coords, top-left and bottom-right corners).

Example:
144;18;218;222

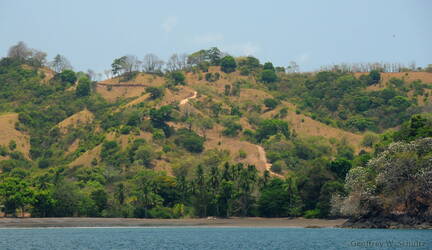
0;42;431;221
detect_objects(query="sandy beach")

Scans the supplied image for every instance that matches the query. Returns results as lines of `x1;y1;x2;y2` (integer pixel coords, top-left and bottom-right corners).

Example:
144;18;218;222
0;217;347;228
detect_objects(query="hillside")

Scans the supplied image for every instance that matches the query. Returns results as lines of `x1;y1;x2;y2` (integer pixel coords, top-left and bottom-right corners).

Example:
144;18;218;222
0;113;30;159
1;48;431;221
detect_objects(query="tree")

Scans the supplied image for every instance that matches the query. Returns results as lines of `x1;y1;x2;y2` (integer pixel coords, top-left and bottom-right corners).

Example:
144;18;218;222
256;119;290;142
261;69;278;83
76;77;91;97
286;61;299;73
169;71;186;85
7;41;32;62
263;62;275;71
192;165;210;217
327;158;352;179
134;144;156;168
58;69;77;84
339;138;432;218
142;53;164;73
146;87;164;99
132;170;163;218
174;128;205;153
0;177;34;216
220;56;237;73
264;98;279;110
111;56;126;76
258;177;302;217
50;54;72;73
207;47;222;65
237;56;260;75
149;105;173;136
368;70;381;85
111;55;140;78
166;53;188;72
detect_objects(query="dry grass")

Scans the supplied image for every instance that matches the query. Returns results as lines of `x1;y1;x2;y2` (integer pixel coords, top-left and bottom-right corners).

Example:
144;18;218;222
159;86;196;106
39;67;55;83
263;102;365;153
202;124;269;173
96;73;165;102
0;113;30;159
354;72;432;91
121;93;151;108
57;109;94;134
96;84;147;102
66;139;80;155
69;144;101;167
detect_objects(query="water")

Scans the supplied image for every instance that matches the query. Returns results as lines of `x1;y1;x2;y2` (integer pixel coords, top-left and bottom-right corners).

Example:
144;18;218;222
0;227;430;250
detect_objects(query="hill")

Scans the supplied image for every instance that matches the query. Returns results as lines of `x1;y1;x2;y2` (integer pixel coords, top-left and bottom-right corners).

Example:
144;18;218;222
0;49;431;221
0;113;30;159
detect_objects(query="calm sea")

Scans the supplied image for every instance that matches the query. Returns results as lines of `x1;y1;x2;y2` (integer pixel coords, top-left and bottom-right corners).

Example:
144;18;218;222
0;227;430;249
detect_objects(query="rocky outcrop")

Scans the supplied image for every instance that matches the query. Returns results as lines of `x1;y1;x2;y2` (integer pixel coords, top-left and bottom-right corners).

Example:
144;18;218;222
342;215;432;229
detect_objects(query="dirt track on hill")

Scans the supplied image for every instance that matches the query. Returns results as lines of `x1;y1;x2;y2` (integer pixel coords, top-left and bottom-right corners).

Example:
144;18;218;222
256;145;284;178
180;91;197;105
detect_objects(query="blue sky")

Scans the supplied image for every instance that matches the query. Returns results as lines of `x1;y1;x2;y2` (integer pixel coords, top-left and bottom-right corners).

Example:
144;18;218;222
0;0;430;73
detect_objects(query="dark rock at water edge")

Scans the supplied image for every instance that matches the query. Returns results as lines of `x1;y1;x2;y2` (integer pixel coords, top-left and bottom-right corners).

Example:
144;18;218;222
342;215;432;229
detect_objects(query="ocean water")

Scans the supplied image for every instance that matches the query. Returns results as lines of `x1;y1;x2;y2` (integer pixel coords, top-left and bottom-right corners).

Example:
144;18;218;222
0;227;431;250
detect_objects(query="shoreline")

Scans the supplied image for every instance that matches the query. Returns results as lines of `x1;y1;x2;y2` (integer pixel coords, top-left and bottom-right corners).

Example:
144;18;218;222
0;217;347;228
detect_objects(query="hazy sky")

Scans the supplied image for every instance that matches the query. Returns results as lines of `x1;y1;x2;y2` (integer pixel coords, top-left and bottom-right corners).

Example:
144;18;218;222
1;0;431;73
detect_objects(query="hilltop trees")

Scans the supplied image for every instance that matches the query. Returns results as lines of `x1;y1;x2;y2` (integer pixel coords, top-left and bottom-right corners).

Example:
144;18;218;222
261;63;278;83
368;70;381;85
7;41;47;67
111;55;141;80
220;56;237;73
237;56;260;75
76;76;92;97
51;54;72;73
142;53;164;73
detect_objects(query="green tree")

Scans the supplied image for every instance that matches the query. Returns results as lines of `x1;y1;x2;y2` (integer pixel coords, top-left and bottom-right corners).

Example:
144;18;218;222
256;119;290;142
368;70;381;85
76;77;91;97
263;62;275;71
174;128;205;153
0;177;34;216
220;56;237;73
169;71;186;85
132;170;163;218
192;165;210;217
146;87;164;99
261;69;278;83
58;70;77;84
264;98;279;110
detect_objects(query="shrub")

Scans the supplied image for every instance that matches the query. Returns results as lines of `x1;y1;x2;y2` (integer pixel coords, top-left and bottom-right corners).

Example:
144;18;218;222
120;125;131;134
261;69;278;83
174;128;205;153
220;56;237;73
304;209;320;218
8;140;17;151
169;71;186;85
238;150;247;159
146;87;164;99
264;98;279;110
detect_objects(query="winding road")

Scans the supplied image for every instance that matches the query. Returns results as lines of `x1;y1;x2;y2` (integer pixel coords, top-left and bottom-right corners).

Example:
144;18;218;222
180;91;197;105
256;145;284;178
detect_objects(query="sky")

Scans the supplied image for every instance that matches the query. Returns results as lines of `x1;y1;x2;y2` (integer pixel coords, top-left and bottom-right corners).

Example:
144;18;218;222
0;0;431;73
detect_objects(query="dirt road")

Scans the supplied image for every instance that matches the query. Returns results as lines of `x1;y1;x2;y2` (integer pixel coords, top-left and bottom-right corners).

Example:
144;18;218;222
256;145;284;178
180;91;197;105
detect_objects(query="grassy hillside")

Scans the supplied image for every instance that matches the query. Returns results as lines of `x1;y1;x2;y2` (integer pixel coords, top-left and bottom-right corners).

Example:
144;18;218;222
0;49;431;220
